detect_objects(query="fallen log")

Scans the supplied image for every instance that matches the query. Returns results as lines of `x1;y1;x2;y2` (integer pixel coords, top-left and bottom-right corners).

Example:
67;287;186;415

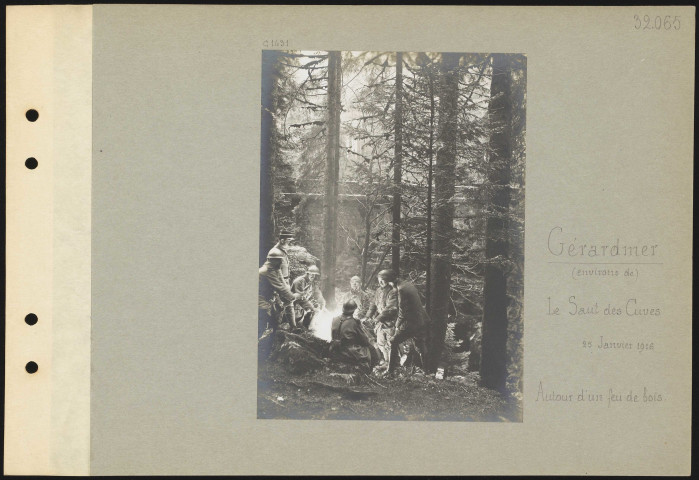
270;329;330;359
277;339;325;374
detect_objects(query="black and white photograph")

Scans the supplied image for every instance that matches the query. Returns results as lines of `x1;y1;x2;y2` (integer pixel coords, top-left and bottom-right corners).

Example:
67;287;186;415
258;50;526;421
5;5;693;475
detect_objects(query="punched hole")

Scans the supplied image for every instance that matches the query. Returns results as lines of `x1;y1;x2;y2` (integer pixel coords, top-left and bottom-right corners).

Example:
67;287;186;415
25;109;39;122
25;313;38;326
25;157;38;170
25;361;39;374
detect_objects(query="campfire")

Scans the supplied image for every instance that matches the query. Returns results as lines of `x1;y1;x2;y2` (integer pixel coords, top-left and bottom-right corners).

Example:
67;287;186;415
308;307;340;342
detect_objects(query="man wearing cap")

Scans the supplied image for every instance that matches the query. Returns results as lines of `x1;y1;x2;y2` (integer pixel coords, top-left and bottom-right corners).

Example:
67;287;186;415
269;230;294;287
291;265;326;328
377;269;431;376
259;248;301;338
364;269;399;367
330;300;379;372
269;230;295;328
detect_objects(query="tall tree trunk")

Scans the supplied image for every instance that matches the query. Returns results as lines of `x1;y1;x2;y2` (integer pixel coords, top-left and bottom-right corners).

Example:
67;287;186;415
480;54;513;394
425;64;435;315
322;51;342;308
361;206;371;288
260;50;279;266
391;52;403;274
429;52;460;373
361;158;375;288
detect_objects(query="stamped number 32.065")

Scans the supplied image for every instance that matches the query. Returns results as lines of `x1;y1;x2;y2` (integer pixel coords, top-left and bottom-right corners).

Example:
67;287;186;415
634;15;680;30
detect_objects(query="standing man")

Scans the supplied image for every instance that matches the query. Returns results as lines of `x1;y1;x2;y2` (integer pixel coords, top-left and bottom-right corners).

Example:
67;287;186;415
269;230;294;326
259;248;301;338
378;269;432;376
269;230;294;287
364;270;398;367
291;265;326;328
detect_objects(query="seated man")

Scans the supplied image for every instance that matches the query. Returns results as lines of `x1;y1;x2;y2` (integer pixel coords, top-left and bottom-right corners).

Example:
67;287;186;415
291;265;325;329
340;276;372;321
330;301;379;372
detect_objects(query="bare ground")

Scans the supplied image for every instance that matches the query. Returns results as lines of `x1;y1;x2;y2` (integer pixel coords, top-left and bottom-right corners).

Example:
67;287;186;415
257;355;521;422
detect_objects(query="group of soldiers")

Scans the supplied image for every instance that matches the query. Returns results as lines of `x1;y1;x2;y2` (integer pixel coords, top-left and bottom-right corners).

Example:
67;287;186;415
258;230;325;337
332;269;433;377
259;230;435;378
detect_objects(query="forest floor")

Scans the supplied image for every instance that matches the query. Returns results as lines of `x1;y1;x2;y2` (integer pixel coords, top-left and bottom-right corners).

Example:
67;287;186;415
257;329;521;422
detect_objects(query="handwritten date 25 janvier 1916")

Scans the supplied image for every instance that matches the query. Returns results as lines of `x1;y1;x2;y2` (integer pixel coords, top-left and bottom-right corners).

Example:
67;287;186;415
582;337;654;353
634;15;680;30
